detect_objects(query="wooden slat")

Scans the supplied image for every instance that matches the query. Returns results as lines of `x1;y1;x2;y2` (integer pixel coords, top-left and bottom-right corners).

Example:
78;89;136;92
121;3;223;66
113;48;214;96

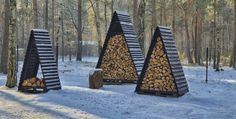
44;75;59;79
44;79;60;83
159;28;172;33
173;72;185;77
46;82;61;86
162;40;175;44
37;49;53;52
41;63;57;67
43;70;58;74
162;36;174;40
36;44;52;47
41;65;57;69
34;36;50;39
46;85;61;90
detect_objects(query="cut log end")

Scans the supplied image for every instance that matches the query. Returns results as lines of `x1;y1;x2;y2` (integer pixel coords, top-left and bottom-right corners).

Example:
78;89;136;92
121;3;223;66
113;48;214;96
22;77;45;88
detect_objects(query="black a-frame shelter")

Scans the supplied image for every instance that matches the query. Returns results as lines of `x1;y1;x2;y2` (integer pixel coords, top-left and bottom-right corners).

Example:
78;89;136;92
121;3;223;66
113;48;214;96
136;26;188;97
18;29;61;92
96;11;144;84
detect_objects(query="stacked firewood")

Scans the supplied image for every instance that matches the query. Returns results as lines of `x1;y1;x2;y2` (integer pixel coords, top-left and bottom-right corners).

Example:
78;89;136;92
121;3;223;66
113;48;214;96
140;38;177;92
22;77;45;88
101;35;138;81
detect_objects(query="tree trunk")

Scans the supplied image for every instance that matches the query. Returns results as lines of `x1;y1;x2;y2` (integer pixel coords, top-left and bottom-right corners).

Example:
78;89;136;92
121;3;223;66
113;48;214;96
76;0;82;61
33;0;38;28
226;22;230;55
52;0;55;49
192;0;204;65
213;0;216;69
24;0;29;50
216;31;220;71
56;25;60;65
209;22;213;66
104;0;107;31
96;0;102;55
90;0;102;55
172;0;176;38
160;0;163;25
163;0;167;26
133;0;138;33
6;0;17;88
194;14;198;64
151;0;156;34
184;10;193;64
137;0;145;51
197;18;203;65
0;0;10;74
233;0;236;68
61;10;64;62
45;0;48;30
111;0;114;16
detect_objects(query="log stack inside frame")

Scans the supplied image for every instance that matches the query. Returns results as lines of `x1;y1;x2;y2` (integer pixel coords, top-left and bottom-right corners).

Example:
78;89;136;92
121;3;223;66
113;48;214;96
140;38;177;92
136;26;189;97
96;11;144;84
101;35;138;81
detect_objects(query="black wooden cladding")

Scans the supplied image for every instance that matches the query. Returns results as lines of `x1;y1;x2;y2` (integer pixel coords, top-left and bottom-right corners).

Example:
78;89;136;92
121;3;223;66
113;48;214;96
18;29;61;92
96;11;144;83
135;26;189;97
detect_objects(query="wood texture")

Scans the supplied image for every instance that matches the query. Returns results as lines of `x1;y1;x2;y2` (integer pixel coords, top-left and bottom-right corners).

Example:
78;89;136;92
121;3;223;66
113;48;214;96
140;37;177;92
22;77;45;88
100;35;138;81
89;69;103;89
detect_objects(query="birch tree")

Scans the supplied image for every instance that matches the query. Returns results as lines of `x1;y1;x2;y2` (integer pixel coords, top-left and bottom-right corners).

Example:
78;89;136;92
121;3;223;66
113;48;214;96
6;0;17;88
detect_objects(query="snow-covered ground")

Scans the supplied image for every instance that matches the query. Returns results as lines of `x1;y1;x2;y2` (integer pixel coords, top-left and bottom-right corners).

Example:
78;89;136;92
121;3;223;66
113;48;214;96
0;57;236;119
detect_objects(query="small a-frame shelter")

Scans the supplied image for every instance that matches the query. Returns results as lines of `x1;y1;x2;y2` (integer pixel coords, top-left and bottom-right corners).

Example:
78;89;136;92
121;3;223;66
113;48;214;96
96;11;144;84
18;29;61;92
135;26;189;96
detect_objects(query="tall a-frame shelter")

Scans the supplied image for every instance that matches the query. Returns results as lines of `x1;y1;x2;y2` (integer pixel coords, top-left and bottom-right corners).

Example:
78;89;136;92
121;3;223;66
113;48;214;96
18;29;61;92
96;11;144;84
136;26;189;97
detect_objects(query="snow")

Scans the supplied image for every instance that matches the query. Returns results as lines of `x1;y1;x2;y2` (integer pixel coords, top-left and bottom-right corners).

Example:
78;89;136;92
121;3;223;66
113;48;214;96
0;57;236;119
89;68;102;76
32;29;48;32
120;21;133;26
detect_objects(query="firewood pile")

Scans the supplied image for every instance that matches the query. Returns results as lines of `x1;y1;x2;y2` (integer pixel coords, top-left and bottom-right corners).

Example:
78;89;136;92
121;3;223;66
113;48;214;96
22;77;45;88
140;38;177;92
100;35;138;81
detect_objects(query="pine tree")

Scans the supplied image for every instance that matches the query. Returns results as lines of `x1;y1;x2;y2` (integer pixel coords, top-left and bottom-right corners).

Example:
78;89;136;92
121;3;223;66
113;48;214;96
76;0;82;61
233;0;236;68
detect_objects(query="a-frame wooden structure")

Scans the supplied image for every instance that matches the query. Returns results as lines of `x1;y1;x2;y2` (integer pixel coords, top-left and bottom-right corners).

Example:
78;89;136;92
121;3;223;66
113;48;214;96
136;26;188;96
96;11;144;84
18;29;61;92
